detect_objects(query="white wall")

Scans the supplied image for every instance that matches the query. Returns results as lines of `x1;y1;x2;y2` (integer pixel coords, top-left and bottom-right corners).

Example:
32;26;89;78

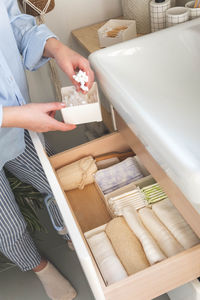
27;0;122;102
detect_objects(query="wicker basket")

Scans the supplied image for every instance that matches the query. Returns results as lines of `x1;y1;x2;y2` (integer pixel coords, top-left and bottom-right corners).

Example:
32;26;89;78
19;0;55;16
122;0;151;34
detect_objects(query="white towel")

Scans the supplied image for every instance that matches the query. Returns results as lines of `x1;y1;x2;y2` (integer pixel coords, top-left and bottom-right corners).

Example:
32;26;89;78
123;206;166;264
152;198;200;249
87;232;127;285
108;187;146;216
139;207;184;257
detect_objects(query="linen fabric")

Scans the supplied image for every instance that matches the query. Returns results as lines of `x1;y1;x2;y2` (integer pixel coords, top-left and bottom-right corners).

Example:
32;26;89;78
105;217;149;275
108;187;146;216
56;156;97;191
152;198;200;249
139;207;184;257
95;157;144;194
87;231;128;285
123;206;166;264
0;0;56;169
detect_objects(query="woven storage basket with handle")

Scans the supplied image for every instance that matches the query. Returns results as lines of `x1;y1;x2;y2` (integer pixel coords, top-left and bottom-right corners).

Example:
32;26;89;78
19;0;55;16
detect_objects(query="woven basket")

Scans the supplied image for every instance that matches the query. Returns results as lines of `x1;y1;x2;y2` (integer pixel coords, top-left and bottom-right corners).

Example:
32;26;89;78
19;0;55;16
122;0;151;34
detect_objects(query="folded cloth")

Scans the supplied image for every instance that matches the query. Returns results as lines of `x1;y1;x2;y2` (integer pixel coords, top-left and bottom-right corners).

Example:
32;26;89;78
96;157;120;169
108;187;146;216
87;231;127;285
139;207;184;257
152;198;200;249
56;156;97;191
95;157;144;194
122;206;166;264
105;217;150;275
141;183;167;204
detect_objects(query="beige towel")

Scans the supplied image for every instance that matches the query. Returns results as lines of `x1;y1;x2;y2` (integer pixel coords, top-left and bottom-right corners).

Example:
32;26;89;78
105;217;150;275
152;198;199;249
56;156;97;191
123;206;166;264
139;207;184;257
87;232;127;285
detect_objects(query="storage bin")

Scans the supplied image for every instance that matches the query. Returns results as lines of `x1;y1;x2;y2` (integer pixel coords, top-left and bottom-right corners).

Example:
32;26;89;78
121;0;151;34
98;19;137;48
166;6;190;27
61;82;102;125
185;1;200;19
168;278;200;299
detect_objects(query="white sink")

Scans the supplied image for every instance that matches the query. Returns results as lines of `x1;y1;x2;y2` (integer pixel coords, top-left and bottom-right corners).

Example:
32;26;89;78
89;18;200;212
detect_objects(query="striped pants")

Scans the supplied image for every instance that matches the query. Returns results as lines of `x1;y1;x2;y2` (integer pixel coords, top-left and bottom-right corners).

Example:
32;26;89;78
0;130;64;271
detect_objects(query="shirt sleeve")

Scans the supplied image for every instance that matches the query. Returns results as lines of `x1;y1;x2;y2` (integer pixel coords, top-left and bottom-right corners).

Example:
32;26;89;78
0;105;3;127
4;0;57;71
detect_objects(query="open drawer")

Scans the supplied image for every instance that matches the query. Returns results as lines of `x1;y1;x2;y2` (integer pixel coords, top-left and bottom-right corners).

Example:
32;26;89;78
30;128;200;300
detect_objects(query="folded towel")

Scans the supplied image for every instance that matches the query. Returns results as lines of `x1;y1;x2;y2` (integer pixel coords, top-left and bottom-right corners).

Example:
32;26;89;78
56;156;97;191
123;206;166;264
152;198;200;249
139;207;184;257
141;183;167;204
96;157;120;169
105;217;149;275
108;187;146;216
87;231;127;285
95;157;144;194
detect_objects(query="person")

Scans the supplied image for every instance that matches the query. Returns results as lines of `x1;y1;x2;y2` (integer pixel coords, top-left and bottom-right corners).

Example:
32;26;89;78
0;1;94;299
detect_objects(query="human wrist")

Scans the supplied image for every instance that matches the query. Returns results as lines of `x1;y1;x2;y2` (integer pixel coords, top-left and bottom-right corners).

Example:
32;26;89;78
43;38;66;59
2;106;24;128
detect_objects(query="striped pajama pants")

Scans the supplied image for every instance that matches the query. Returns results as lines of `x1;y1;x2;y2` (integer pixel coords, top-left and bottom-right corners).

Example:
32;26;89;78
0;130;64;271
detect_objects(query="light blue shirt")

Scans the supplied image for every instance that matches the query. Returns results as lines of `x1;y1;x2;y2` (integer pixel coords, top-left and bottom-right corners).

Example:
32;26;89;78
0;0;56;169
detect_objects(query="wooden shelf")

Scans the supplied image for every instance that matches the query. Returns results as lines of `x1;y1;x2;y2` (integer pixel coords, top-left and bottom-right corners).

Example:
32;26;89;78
72;21;106;54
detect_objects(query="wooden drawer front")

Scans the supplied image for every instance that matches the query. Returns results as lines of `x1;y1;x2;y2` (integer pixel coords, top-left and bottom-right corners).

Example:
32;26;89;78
30;130;200;300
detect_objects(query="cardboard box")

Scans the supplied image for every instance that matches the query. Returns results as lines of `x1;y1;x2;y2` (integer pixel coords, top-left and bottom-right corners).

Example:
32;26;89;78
98;19;137;48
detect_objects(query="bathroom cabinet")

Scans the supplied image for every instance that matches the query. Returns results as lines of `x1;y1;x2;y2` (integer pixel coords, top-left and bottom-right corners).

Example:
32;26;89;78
30;111;200;300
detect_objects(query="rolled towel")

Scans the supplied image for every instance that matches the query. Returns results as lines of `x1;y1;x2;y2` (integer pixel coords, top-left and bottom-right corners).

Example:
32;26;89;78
139;207;184;257
152;198;200;249
105;217;150;275
95;157;144;194
123;206;166;264
141;183;167;204
56;156;97;191
108;187;146;216
87;232;127;285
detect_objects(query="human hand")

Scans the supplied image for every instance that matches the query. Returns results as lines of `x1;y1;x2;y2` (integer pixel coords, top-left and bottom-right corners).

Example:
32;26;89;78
43;39;94;93
2;102;76;132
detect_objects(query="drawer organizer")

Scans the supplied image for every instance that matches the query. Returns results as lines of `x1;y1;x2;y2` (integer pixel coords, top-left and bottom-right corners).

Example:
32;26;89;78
30;124;200;300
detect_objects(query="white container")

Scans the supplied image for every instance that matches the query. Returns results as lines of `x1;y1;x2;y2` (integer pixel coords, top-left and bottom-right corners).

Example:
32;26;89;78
168;279;200;300
166;6;190;27
61;82;102;125
150;0;171;32
185;1;200;19
98;19;137;48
